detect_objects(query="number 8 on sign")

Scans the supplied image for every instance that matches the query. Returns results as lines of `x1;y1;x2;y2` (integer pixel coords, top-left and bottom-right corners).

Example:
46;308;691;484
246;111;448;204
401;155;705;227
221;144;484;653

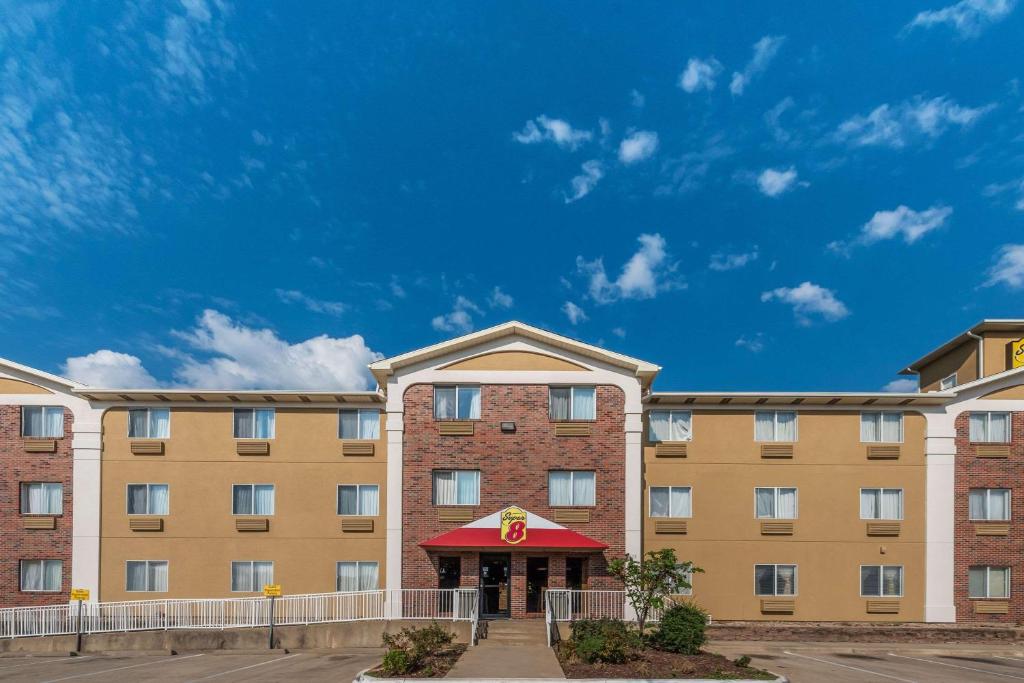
500;506;528;545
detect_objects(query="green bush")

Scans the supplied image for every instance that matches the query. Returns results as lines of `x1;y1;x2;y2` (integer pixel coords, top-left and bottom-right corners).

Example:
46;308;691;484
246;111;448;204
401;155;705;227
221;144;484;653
381;621;455;673
569;619;640;664
652;602;708;655
380;648;411;676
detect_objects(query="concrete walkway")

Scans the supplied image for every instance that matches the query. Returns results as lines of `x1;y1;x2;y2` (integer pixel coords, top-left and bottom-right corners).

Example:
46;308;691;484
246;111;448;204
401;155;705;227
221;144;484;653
446;621;564;679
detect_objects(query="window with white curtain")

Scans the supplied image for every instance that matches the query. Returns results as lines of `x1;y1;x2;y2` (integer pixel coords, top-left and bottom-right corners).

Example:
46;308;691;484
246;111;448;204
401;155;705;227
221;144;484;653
861;565;903;597
128;409;170;438
337;561;379;592
754;564;797;596
969;566;1010;598
432;470;480;506
339;409;380;439
969;488;1010;521
231;561;274;592
549;471;596;506
860;412;903;443
233;409;275;439
126;561;169;592
21;406;64;438
20;560;62;592
860;488;903;520
20;483;62;515
549;386;597;421
232;484;275;515
670;566;694;596
939;373;957;390
649;486;692;518
754;411;797;442
648;411;692;442
433;386;481;420
127;484;170;515
338;485;379;516
754;487;797;519
969;412;1011;443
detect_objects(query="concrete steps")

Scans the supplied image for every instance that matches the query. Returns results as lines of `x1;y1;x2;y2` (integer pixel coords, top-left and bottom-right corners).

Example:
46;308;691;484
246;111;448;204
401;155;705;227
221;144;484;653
481;619;548;646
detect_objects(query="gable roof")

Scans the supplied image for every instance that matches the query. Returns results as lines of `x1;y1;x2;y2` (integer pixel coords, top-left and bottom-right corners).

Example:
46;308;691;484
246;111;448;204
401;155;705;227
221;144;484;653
899;319;1024;375
0;356;81;390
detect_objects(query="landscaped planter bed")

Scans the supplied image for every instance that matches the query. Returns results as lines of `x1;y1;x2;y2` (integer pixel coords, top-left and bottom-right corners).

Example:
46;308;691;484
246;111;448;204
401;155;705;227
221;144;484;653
556;643;777;680
365;643;465;679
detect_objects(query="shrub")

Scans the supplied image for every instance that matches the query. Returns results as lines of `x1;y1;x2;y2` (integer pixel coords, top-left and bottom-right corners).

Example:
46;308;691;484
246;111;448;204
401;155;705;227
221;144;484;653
652;602;708;655
733;655;752;668
381;621;455;673
380;648;411;676
569;619;640;664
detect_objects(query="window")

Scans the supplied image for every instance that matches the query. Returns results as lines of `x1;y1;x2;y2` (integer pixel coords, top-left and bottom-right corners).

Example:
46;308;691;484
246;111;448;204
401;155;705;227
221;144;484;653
754;411;797;442
233;408;275;439
670;566;693;596
754;487;798;519
860;489;904;520
433;386;480;420
20;560;61;592
432;470;480;506
337;561;379;591
649;486;692;518
939;373;957;390
860;412;903;443
127;484;170;515
232;484;275;515
549;386;596;421
648;410;692;442
128;409;170;438
338;485;379;516
861;565;903;597
969;566;1010;599
549;471;596;507
339;409;380;439
231;561;274;592
969;412;1011;443
126;561;168;592
754;564;797;596
20;483;62;515
22;406;63;438
969;488;1011;521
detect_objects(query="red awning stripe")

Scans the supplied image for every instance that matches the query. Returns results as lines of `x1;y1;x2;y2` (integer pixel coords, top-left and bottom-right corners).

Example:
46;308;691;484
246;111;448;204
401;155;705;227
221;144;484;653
419;527;607;550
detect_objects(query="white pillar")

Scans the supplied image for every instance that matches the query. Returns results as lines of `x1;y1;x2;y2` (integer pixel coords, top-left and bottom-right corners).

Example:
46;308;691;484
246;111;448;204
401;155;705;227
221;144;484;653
71;413;102;601
924;407;956;623
385;400;404;619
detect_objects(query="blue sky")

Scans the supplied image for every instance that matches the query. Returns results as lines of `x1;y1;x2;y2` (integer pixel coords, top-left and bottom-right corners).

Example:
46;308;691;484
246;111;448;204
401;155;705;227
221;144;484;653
1;0;1023;392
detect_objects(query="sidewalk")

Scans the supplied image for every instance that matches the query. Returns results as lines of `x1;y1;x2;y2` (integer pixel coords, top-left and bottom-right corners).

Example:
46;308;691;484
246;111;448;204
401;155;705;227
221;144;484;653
446;621;564;679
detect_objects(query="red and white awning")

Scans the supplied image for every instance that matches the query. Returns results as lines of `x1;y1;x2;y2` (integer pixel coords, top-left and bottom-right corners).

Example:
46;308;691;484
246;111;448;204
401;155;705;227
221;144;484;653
419;506;608;551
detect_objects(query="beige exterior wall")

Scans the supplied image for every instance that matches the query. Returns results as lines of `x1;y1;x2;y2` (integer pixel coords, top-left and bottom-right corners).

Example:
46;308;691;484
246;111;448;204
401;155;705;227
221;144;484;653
99;406;386;601
643;410;926;621
920;341;977;392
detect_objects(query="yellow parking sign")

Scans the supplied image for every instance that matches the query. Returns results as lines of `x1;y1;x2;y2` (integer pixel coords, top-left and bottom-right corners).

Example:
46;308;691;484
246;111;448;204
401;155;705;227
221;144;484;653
262;584;281;597
70;588;90;601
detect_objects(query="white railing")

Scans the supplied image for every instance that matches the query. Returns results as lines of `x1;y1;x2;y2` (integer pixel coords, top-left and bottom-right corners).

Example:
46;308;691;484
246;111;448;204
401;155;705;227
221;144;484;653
0;589;476;640
545;589;668;624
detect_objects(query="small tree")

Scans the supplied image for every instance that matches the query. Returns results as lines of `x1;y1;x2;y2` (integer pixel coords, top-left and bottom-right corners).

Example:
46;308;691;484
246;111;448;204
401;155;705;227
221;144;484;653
608;548;702;635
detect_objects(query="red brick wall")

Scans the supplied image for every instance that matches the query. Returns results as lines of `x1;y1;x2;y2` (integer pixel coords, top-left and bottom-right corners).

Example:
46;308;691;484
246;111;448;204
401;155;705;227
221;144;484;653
0;405;73;606
401;384;626;616
954;411;1024;623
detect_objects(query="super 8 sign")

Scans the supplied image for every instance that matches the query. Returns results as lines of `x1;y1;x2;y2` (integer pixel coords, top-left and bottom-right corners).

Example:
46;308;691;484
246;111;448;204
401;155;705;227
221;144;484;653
500;506;527;545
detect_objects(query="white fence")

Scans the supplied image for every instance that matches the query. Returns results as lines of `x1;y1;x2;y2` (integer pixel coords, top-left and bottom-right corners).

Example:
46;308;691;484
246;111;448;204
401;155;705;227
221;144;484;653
0;589;477;640
545;589;671;623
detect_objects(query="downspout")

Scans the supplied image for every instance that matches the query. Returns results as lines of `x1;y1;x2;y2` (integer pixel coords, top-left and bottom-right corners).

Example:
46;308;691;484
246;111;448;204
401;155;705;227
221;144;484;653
966;330;984;380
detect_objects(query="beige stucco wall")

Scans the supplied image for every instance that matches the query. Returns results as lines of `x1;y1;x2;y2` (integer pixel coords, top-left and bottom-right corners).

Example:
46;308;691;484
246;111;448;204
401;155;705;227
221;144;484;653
642;410;926;621
920;341;977;392
99;407;386;601
0;377;52;394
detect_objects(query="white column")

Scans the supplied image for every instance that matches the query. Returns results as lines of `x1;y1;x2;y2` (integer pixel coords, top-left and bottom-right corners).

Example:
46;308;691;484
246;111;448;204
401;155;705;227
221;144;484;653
384;393;404;619
924;408;956;622
71;412;102;601
623;410;643;621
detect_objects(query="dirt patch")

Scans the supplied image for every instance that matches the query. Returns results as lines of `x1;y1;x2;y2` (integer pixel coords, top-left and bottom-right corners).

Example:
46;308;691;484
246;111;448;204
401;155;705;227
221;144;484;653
366;644;466;679
708;621;1021;643
557;647;777;680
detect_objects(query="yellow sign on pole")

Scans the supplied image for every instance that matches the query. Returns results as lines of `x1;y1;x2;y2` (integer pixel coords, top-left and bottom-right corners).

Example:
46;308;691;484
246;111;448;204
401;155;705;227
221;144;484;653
70;588;90;601
1012;338;1024;369
262;584;282;597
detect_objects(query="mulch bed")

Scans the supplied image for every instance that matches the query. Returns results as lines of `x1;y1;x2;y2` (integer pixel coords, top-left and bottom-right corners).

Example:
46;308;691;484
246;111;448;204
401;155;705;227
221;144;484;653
366;644;466;679
557;647;777;680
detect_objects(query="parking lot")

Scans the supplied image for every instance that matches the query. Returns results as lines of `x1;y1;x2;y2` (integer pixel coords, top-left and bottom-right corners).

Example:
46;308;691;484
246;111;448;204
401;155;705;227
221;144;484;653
712;641;1024;682
0;649;382;683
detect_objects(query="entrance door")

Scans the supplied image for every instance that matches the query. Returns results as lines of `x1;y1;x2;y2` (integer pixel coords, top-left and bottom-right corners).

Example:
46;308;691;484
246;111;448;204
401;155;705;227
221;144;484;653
438;557;461;616
526;557;549;613
479;553;511;618
565;557;588;617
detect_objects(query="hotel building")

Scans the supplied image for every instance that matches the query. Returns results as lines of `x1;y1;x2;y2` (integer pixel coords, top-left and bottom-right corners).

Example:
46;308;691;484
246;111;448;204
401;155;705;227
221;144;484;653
3;319;1024;623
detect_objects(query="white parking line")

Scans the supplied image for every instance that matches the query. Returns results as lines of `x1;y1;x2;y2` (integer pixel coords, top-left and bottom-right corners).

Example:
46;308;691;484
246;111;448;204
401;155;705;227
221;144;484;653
41;653;205;682
782;650;918;682
889;652;1024;680
186;653;302;681
995;656;1024;662
0;657;93;671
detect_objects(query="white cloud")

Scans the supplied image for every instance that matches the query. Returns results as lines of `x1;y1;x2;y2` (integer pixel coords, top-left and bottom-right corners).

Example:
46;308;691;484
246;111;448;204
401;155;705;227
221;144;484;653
735;334;766;353
513;115;592;150
562;301;589;325
709;248;759;271
983;177;1024;211
488;286;514;309
275;288;347;316
618;130;659;164
883;378;919;392
756;167;799;197
629;89;645;108
761;281;850;325
564;160;604;203
656;138;734;195
764;97;796;143
678;57;723;93
576;233;680;304
836;96;994;148
611;327;626;338
730;35;786;96
859;205;953;244
63;350;158;387
984;244;1024;289
905;0;1016;38
431;296;483;333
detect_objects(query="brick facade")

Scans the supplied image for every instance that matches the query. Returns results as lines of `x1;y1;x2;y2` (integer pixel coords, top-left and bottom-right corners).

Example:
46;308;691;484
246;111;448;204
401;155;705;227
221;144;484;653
0;405;73;606
954;411;1024;623
401;384;626;617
